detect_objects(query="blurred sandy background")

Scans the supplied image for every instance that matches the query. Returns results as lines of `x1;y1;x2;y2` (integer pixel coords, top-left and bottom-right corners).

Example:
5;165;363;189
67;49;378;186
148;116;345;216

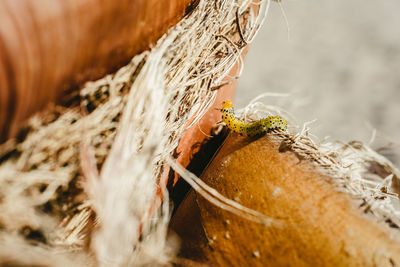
238;0;400;163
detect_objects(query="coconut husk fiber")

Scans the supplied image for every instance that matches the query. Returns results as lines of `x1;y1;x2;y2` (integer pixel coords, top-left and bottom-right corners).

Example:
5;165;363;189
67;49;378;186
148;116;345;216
1;0;399;266
0;0;271;265
0;0;192;142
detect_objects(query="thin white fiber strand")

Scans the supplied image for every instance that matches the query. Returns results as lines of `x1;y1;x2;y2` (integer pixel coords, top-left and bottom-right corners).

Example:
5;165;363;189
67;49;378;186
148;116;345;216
239;95;298;128
89;0;272;265
168;158;277;226
277;0;291;40
241;0;271;43
92;45;169;266
241;100;400;232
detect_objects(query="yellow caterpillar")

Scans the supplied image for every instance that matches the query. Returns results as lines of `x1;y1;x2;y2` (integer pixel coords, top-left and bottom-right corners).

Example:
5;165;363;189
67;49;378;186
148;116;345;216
219;101;287;137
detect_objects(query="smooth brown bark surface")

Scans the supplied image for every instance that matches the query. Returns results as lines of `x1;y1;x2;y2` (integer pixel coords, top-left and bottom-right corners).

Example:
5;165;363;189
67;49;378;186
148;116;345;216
0;0;193;142
171;134;400;266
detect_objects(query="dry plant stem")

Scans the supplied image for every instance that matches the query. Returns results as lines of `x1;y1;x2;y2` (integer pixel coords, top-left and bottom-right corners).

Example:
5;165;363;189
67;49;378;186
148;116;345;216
171;134;400;266
0;0;192;142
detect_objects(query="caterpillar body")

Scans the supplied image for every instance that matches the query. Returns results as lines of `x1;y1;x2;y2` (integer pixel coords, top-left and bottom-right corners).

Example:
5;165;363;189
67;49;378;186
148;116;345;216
219;101;287;137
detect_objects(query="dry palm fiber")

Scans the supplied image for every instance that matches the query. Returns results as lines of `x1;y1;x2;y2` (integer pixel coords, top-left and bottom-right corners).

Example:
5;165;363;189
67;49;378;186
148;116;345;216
240;101;400;230
171;101;400;265
0;0;192;142
0;0;399;266
0;0;272;265
174;100;400;237
171;128;400;265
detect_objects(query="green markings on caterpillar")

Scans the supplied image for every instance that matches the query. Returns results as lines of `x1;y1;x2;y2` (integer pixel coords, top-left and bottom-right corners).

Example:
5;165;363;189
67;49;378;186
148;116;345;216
219;101;287;137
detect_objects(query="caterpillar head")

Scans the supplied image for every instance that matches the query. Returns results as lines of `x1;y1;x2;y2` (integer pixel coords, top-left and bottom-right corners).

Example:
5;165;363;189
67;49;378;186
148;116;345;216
221;101;233;109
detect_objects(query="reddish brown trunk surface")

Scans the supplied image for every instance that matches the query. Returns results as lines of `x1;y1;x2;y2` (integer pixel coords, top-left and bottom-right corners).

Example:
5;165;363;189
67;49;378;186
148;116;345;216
0;0;193;142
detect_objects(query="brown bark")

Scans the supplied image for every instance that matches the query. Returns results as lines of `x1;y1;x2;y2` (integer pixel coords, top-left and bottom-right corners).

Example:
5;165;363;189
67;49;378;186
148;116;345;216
0;0;193;142
171;134;400;266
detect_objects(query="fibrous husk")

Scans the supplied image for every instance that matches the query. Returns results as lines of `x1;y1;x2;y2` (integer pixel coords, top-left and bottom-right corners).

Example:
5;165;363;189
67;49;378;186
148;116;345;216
172;130;400;266
0;0;271;265
1;0;398;265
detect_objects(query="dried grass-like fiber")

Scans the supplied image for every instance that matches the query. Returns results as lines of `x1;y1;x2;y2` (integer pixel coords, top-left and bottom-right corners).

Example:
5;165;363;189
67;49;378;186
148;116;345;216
3;0;397;264
0;0;272;266
240;102;400;238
